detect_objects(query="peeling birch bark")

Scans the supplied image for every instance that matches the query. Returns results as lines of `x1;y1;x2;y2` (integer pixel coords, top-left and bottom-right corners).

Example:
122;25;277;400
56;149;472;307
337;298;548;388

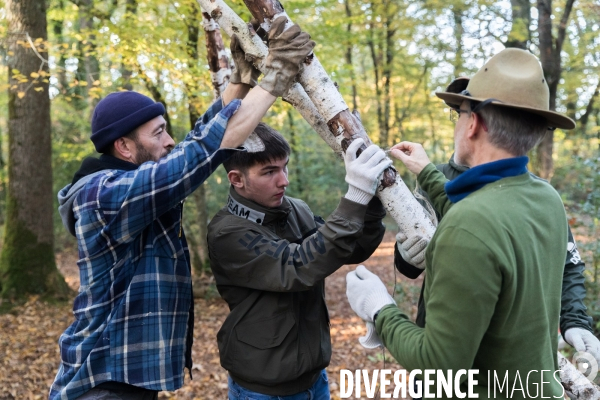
202;12;231;98
558;352;600;399
197;0;436;240
197;0;342;156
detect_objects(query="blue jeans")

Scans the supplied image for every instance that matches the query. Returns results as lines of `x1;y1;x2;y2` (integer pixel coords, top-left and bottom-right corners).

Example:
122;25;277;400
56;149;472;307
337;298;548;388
228;370;330;400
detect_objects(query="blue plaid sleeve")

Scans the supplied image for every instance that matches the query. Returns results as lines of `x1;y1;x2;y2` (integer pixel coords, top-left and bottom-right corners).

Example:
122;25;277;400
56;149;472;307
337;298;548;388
81;98;242;244
185;97;227;140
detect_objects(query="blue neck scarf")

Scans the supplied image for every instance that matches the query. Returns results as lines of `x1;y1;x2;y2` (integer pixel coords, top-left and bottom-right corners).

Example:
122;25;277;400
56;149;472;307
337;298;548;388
444;156;529;203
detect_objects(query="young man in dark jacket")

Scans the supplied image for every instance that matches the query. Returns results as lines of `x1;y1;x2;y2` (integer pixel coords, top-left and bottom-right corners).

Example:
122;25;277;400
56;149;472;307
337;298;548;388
208;124;391;399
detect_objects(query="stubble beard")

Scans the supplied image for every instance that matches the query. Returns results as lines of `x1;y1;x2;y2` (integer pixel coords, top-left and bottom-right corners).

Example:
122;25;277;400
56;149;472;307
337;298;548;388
133;142;170;165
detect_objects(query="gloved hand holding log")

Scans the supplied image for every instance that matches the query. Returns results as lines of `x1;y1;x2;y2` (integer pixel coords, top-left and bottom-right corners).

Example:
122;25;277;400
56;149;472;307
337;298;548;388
196;0;437;246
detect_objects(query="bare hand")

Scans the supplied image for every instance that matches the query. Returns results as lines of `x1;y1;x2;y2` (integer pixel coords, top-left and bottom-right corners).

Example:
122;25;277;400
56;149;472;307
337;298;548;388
389;141;431;175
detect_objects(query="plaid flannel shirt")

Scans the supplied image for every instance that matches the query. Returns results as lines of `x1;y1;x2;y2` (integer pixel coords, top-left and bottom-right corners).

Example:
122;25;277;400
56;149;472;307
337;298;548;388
50;98;241;400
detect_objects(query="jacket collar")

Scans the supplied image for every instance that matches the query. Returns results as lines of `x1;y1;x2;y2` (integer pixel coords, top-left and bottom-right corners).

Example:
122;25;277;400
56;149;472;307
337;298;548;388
444;156;529;203
447;153;469;174
71;154;138;186
227;187;291;226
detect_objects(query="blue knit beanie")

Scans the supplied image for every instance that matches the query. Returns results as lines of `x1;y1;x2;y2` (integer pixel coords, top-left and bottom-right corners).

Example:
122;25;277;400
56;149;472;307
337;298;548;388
91;91;166;153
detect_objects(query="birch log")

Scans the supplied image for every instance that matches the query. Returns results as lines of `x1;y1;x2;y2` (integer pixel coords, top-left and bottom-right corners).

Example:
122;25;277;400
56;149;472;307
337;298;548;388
202;12;231;98
558;352;600;399
196;0;436;240
196;2;600;396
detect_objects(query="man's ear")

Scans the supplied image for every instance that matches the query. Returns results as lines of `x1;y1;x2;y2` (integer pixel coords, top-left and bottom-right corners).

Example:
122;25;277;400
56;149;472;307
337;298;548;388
466;112;485;140
228;169;245;189
113;137;133;161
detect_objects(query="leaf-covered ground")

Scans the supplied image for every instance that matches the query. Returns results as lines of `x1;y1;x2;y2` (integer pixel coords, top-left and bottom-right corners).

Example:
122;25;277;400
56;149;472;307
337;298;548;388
0;232;423;400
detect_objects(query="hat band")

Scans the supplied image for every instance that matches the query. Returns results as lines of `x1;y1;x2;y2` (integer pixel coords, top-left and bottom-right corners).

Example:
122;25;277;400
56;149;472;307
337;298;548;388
460;90;502;113
460;90;555;131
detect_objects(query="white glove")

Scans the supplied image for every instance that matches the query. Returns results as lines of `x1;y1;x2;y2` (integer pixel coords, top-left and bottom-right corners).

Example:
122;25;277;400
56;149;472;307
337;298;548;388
359;321;383;349
396;232;428;270
344;139;393;205
346;265;396;322
564;328;600;367
241;132;266;153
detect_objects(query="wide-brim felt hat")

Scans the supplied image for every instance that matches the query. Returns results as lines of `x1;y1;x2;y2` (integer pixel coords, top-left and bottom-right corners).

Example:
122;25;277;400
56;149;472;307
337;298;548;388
435;48;575;130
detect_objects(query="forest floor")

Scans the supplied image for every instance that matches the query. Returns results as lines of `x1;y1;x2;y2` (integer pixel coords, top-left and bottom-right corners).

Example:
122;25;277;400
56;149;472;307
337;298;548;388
0;231;425;400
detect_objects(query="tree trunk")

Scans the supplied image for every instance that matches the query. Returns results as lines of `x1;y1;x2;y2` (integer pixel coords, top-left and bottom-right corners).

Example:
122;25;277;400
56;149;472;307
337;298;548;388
197;0;437;241
506;0;531;50
202;12;231;99
452;7;464;77
382;9;394;148
578;78;599;135
137;65;172;136
77;0;99;109
51;0;68;94
366;0;395;148
71;0;95;110
367;17;383;144
1;0;70;300
287;109;303;197
344;0;357;112
120;0;137;90
536;0;575;180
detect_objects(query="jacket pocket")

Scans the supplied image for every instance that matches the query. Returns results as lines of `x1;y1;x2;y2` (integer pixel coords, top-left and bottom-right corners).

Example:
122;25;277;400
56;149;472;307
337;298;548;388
228;312;298;384
235;312;294;349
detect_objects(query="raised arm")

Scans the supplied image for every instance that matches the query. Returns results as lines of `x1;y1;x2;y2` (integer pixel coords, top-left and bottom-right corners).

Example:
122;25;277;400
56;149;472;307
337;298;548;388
220;17;314;149
210;139;390;292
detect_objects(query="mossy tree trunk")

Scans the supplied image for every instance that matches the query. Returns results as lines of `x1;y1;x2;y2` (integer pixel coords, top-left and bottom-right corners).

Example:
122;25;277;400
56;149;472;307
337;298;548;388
1;0;70;300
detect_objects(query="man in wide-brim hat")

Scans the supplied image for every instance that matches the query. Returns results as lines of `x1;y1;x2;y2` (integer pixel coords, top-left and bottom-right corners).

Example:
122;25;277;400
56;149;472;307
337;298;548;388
346;48;577;399
395;53;600;381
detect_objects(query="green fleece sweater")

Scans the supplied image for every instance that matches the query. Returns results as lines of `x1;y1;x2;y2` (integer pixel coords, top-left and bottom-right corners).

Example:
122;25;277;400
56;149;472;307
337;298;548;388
377;163;568;399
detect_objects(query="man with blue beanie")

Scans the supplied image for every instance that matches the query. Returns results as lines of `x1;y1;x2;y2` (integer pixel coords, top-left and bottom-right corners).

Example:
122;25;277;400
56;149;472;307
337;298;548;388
51;17;314;400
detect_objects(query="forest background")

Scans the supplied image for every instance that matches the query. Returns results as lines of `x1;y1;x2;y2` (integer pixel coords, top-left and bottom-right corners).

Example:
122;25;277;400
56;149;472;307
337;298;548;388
0;0;599;334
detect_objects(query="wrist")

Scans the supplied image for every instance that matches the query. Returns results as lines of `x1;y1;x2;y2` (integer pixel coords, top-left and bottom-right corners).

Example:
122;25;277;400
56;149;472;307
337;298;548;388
229;69;242;84
345;186;373;205
373;303;394;322
373;310;381;324
259;68;295;98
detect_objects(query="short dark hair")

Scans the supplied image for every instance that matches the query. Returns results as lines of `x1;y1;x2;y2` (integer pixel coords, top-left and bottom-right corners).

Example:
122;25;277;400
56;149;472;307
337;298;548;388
223;123;291;172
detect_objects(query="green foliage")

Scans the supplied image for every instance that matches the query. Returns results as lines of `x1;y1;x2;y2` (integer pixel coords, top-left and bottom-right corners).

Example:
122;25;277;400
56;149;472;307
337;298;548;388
0;0;597;306
553;128;600;333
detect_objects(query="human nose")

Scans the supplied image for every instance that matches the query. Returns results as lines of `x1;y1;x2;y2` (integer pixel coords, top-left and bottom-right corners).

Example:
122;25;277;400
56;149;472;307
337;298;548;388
165;135;175;151
278;170;289;188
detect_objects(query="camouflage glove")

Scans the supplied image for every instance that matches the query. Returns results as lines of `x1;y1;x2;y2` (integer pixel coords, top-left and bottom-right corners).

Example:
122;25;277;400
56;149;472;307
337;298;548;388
258;16;315;97
229;34;261;87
